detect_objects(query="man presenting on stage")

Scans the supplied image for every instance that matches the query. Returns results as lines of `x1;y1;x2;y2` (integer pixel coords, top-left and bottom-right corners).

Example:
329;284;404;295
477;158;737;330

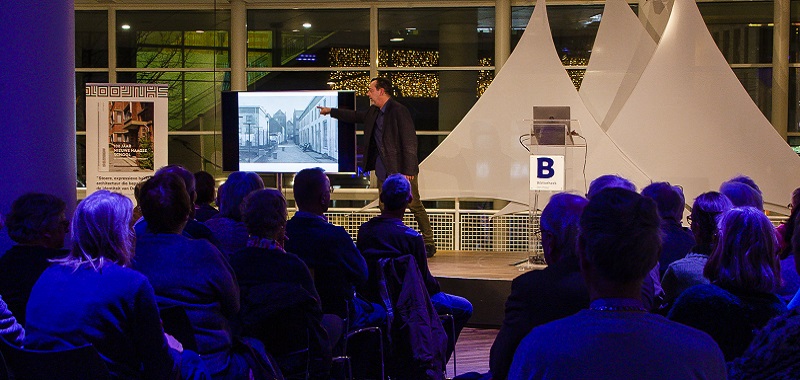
318;77;437;257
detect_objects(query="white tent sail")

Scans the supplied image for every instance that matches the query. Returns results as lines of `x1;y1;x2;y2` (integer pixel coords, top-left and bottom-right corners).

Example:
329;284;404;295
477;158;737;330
418;0;649;204
606;0;800;212
580;0;657;131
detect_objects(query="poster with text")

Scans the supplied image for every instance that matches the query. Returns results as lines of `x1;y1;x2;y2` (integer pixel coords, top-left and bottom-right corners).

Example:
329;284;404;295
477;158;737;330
85;84;168;199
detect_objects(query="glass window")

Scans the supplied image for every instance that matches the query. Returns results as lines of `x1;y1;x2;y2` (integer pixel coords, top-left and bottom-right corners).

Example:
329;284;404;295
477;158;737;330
790;69;800;132
76;11;108;68
76;73;110;132
698;2;773;64
247;9;370;68
77;135;86;187
116;10;230;69
118;72;228;131
792;0;800;62
168;135;223;177
733;68;772;122
512;5;605;69
378;8;494;68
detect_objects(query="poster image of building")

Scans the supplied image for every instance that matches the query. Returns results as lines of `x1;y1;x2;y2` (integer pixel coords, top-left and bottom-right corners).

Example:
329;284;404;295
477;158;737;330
106;101;155;172
85;83;168;199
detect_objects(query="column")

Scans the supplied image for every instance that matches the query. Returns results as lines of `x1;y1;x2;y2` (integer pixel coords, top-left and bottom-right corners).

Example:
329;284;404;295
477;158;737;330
0;1;77;252
230;0;247;91
495;0;511;73
772;0;789;140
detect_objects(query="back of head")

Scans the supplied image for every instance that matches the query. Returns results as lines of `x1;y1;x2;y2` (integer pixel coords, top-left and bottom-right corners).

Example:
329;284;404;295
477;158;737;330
67;190;133;268
380;174;411;211
690;191;734;247
372;77;394;97
292;167;328;212
641;182;685;221
587;174;636;200
140;173;192;234
219;171;265;221
6;193;66;245
791;187;800;210
579;188;661;284
156;165;195;195
242;189;287;239
705;207;781;293
720;180;764;210
729;175;762;195
194;171;216;205
540;193;588;262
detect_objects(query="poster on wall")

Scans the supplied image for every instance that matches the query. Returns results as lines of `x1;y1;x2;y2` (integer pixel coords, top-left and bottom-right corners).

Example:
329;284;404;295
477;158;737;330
85;83;168;199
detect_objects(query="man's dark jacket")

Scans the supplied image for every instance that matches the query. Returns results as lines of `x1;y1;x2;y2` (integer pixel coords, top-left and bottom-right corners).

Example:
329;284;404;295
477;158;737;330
489;255;590;380
330;98;419;176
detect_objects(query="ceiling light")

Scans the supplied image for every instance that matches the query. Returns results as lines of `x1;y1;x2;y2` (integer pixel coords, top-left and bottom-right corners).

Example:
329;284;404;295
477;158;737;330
302;22;312;29
390;37;404;42
121;24;131;30
195;30;205;34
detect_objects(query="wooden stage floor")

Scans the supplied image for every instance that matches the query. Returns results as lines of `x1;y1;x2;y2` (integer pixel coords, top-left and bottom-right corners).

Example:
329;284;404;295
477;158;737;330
428;250;546;281
427;250;547;327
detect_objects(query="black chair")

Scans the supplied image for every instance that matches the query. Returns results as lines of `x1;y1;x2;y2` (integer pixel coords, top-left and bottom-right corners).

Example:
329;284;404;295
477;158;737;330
159;305;198;352
331;298;385;380
0;337;111;380
439;314;457;377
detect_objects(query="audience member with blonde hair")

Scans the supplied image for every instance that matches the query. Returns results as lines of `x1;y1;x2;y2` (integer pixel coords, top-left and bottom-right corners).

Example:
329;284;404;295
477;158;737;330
205;171;264;257
25;190;207;379
669;207;786;360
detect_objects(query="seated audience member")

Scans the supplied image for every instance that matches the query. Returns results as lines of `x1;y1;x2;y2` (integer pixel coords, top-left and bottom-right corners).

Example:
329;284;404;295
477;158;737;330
586;174;664;311
134;174;251;379
661;192;733;307
720;179;763;209
776;188;800;302
194;170;219;222
285;168;384;329
727;307;800;379
231;188;332;379
0;215;24;345
641;182;695;276
357;174;472;358
25;190;207;379
134;165;221;249
0;193;69;325
205;171;264;257
786;213;800;309
669;207;786;361
489;193;589;380
509;188;726;380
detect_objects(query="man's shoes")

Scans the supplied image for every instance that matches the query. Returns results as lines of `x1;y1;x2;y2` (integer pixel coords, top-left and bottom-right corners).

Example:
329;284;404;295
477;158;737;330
426;244;437;258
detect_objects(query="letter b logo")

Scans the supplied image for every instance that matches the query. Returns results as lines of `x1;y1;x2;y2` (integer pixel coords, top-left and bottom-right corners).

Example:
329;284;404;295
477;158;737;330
537;157;555;178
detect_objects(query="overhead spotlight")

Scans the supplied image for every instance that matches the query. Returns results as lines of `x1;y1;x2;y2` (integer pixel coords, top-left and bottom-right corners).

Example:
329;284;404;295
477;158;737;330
302;22;312;29
195;30;205;34
292;29;300;33
390;37;404;42
121;24;131;30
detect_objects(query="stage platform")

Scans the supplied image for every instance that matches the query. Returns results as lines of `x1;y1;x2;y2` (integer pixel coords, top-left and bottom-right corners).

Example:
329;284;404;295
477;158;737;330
428;251;545;328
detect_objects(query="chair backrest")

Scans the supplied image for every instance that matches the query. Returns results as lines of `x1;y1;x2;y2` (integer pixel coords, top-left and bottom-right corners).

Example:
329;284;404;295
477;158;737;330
0;337;111;380
159;305;199;352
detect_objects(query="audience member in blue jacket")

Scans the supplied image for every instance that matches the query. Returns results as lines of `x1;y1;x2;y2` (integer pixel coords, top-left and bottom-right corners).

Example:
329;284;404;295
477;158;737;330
357;174;472;361
286;168;385;329
133;173;249;380
509;188;726;380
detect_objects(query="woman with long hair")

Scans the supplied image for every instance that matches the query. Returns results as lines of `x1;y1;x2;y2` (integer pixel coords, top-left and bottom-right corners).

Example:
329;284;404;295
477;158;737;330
24;190;198;379
668;207;786;360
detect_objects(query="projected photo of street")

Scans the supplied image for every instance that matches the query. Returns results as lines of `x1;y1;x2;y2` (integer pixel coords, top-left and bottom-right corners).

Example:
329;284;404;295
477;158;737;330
238;91;339;172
